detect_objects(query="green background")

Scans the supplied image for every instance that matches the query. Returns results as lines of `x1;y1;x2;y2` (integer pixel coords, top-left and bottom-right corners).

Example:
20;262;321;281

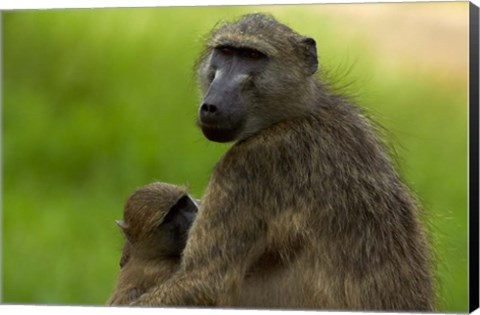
2;3;469;311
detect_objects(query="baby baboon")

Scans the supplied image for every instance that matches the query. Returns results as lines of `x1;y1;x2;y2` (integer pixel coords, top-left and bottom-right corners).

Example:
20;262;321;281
107;182;197;306
131;14;434;311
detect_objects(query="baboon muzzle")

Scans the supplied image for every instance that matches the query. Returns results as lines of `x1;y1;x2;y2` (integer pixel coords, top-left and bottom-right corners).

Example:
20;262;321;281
198;75;247;143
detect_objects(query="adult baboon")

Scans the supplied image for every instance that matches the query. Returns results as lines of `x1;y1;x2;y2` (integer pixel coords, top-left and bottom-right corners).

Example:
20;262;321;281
132;13;434;311
107;182;197;306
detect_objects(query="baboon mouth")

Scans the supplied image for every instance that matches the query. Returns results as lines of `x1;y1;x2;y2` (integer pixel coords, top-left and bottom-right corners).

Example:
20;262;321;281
199;124;242;143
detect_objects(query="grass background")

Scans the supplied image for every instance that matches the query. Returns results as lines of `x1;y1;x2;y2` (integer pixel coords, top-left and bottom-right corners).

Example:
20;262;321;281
2;3;469;311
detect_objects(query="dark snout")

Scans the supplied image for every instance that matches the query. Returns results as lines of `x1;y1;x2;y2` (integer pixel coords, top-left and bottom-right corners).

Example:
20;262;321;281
198;75;247;143
199;102;220;125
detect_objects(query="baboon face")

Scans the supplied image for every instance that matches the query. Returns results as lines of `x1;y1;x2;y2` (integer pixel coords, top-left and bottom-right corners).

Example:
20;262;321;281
118;193;198;266
198;46;269;142
197;14;318;143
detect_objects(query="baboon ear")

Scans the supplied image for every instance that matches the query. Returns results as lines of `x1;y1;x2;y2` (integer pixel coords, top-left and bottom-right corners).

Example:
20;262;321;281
301;37;318;75
116;220;127;230
116;220;133;242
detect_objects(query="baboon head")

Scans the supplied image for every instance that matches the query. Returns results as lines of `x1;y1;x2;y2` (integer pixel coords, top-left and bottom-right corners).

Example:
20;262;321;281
116;183;198;265
196;13;318;143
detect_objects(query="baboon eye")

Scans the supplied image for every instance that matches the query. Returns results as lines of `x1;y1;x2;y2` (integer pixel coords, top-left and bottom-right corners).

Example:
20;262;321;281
219;47;234;56
120;255;128;268
207;71;215;82
240;48;265;60
247;50;262;60
119;250;130;268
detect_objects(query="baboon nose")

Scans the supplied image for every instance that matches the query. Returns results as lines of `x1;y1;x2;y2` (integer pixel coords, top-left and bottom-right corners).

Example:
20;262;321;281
200;103;220;124
201;103;218;114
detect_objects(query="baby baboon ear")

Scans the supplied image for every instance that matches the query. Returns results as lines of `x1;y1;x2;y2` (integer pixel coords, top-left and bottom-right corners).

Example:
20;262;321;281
116;220;133;243
300;37;318;75
116;220;127;230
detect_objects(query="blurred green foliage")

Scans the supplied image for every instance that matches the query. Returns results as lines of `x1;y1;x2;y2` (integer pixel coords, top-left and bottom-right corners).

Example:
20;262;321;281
2;4;468;311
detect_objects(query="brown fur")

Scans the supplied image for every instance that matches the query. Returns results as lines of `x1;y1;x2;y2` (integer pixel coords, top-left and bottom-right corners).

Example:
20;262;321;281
107;183;189;306
131;14;434;311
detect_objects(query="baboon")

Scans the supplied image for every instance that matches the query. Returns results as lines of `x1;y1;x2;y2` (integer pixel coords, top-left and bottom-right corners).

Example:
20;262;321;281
131;13;434;311
107;182;197;306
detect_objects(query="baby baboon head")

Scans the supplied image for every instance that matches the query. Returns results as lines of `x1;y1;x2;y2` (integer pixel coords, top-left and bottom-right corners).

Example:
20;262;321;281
117;182;198;264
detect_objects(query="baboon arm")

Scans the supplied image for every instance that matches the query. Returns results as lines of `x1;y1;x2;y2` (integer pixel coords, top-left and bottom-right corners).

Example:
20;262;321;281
130;142;281;307
130;200;267;307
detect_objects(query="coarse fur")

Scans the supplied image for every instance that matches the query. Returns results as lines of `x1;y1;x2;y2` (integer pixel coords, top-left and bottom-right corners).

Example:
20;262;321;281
132;14;435;311
107;182;197;306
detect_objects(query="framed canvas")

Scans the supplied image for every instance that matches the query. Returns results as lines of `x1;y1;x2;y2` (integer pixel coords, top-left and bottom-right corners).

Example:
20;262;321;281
1;1;478;314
